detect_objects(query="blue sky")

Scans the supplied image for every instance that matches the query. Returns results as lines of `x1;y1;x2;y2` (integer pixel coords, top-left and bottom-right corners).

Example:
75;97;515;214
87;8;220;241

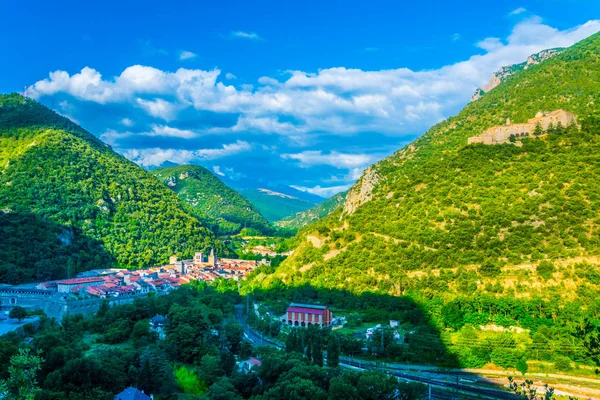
1;0;599;197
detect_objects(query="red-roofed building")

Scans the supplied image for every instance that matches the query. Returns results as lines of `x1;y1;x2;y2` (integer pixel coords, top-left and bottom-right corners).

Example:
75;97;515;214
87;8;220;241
56;277;105;293
237;357;262;373
284;303;333;327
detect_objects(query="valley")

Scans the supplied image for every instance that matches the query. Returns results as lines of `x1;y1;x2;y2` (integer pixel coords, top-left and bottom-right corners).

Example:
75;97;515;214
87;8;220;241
1;7;600;400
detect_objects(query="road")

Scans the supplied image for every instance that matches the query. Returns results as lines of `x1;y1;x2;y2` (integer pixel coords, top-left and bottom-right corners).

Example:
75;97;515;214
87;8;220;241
234;308;515;399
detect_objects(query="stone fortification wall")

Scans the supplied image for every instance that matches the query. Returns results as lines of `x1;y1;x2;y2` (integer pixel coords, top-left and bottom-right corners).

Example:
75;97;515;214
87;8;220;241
0;287;159;321
468;110;578;145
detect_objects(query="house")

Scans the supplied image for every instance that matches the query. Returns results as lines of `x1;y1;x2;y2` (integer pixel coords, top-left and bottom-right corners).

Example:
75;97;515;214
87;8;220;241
150;314;167;340
237;357;261;373
283;303;333;327
56;277;105;293
389;320;399;328
114;387;152;400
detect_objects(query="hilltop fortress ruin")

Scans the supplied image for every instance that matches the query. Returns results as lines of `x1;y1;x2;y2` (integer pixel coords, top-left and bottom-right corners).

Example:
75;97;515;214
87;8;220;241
467;109;579;145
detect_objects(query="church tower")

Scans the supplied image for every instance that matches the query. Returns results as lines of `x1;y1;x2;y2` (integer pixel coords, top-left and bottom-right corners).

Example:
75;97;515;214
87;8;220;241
208;249;216;267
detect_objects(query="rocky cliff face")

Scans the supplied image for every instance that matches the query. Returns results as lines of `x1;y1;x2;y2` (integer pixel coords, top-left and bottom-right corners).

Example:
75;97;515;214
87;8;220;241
342;166;381;216
471;48;564;101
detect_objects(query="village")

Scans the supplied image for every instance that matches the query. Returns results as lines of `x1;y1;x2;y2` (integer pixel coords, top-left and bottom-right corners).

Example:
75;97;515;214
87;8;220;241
0;250;265;321
34;249;264;299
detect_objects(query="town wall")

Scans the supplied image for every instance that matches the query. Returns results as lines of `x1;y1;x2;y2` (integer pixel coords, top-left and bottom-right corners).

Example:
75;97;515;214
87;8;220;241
0;288;159;321
467;110;578;145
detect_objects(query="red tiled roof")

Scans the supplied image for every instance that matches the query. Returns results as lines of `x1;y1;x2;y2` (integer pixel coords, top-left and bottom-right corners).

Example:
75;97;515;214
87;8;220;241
57;277;104;285
287;306;325;315
250;357;261;366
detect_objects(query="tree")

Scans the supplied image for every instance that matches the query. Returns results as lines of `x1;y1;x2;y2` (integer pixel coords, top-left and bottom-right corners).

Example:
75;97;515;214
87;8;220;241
534;122;544;136
175;366;208;395
206;377;243;400
516;358;529;376
9;306;27;322
312;335;323;367
327;333;340;368
0;348;43;400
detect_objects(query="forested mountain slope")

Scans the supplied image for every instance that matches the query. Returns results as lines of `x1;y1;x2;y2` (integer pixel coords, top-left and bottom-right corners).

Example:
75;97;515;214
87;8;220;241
0;94;222;283
275;190;347;231
151;165;270;235
256;32;600;294
245;34;600;368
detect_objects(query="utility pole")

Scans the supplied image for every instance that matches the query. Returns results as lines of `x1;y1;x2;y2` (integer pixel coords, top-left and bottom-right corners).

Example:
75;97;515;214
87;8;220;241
428;384;431;400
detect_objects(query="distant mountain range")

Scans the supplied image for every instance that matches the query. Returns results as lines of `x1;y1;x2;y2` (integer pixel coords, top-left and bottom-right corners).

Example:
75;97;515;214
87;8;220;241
150;165;271;235
238;188;321;223
275;190;347;231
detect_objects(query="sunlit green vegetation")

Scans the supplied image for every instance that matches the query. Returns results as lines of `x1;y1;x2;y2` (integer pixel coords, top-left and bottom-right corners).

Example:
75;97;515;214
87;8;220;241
151;165;271;235
0;94;223;283
249;33;600;373
276;190;347;231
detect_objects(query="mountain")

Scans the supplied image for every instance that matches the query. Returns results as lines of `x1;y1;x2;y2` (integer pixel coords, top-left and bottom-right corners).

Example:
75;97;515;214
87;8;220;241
238;188;319;223
150;164;270;235
275;190;347;231
470;48;564;101
245;32;600;371
258;33;600;291
0;94;223;284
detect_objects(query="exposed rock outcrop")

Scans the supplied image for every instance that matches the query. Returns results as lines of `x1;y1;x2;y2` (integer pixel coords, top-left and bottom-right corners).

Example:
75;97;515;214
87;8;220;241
471;48;564;102
342;166;381;216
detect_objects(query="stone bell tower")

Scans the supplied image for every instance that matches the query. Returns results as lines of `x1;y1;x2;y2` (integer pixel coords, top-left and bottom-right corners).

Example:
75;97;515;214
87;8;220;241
208;249;216;267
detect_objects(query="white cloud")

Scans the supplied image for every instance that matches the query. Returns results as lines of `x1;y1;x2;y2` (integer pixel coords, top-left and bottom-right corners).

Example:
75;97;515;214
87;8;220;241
230;31;262;40
212;166;225;176
148;124;197;138
29;19;600;140
122;140;252;166
225;73;237;80
291;184;352;198
509;7;527;16
99;124;197;145
136;98;178;121
179;50;198;60
282;151;375;169
120;117;133;126
364;47;379;52
196;140;252;160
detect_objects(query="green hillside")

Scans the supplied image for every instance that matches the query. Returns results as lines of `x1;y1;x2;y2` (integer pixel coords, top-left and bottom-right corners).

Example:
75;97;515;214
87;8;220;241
151;164;270;235
247;34;600;369
239;188;317;222
275;190;347;231
0;94;223;283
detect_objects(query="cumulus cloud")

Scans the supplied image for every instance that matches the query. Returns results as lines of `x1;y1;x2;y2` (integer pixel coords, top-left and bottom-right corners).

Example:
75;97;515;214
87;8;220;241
179;50;197;60
291;184;352;198
225;73;237;80
230;31;262;40
27;18;600;187
282;151;375;169
122;140;252;166
29;18;600;138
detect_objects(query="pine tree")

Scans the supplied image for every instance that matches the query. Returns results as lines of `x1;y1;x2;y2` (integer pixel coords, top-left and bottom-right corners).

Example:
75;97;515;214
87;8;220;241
312;336;323;367
327;333;340;368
